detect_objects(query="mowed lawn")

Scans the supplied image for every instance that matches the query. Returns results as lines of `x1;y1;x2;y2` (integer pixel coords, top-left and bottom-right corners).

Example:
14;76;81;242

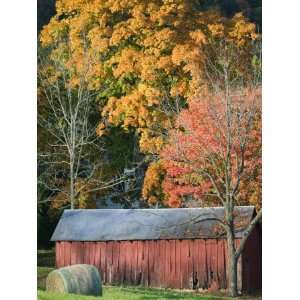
37;267;260;300
38;288;230;300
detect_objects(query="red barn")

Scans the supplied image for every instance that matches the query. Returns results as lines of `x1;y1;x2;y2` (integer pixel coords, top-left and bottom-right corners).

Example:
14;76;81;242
51;206;261;293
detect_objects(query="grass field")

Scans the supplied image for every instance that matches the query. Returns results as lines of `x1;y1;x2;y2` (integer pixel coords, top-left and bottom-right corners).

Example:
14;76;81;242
38;288;231;300
37;267;260;300
38;267;228;300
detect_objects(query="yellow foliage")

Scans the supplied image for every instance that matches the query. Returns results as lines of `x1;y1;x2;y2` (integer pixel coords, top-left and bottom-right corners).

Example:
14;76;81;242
142;160;166;205
40;0;259;204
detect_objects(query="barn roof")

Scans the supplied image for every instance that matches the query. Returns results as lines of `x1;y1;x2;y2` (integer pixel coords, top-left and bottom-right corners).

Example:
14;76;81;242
51;206;255;241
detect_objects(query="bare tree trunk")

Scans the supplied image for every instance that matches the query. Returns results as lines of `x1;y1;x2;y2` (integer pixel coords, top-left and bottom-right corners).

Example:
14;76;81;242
229;259;238;297
70;155;75;209
70;116;75;209
225;205;239;297
227;232;238;297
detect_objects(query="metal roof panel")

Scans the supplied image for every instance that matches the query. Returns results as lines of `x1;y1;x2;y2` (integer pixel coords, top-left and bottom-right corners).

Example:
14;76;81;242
51;206;255;241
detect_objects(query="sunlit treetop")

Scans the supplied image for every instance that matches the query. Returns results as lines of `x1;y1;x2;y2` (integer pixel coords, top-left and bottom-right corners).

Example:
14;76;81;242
40;0;259;155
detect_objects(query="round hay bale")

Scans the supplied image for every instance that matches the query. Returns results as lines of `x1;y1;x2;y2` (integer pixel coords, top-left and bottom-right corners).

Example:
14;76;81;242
46;264;102;296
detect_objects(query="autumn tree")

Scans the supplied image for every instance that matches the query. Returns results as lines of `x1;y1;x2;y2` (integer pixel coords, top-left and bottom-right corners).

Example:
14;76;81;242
40;1;259;204
161;39;261;296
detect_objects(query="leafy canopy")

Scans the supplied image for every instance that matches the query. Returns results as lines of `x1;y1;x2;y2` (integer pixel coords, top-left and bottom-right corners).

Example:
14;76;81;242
40;0;259;206
160;89;261;208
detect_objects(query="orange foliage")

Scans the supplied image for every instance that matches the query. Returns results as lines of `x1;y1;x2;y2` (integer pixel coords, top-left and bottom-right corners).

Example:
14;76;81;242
40;0;258;155
40;1;260;206
142;160;165;205
161;88;262;208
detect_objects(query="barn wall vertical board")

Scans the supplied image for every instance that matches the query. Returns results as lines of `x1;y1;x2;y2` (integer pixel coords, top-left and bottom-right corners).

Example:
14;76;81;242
136;241;143;285
64;242;71;266
60;242;65;266
153;240;158;286
152;241;161;287
156;240;165;287
129;241;135;285
94;243;101;278
70;242;77;265
55;242;60;268
205;240;212;288
180;240;189;288
84;243;89;268
175;240;182;288
74;242;79;265
169;240;176;288
249;228;260;291
162;240;169;288
223;239;228;289
119;242;125;284
117;241;121;283
89;242;94;265
139;242;144;286
148;240;154;286
91;242;97;265
76;242;81;264
70;242;76;265
60;242;64;267
60;242;64;268
106;241;113;284
83;242;88;264
177;240;182;289
155;241;161;287
223;238;229;289
123;241;130;284
117;242;125;284
242;226;262;292
81;242;85;264
242;236;251;292
210;239;218;288
111;242;119;283
196;239;204;289
192;240;199;289
71;242;77;265
173;240;178;288
141;241;147;286
217;239;226;289
257;226;262;290
187;240;194;289
164;240;169;287
132;241;138;284
129;242;134;284
99;242;106;284
200;239;208;289
127;241;133;285
158;240;163;287
82;242;87;265
135;241;140;285
128;242;132;285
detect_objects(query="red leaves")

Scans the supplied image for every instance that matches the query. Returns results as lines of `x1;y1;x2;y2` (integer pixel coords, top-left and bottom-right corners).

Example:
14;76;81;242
161;89;262;208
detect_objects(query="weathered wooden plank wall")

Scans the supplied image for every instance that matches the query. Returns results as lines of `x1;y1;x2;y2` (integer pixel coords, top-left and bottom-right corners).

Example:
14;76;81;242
56;239;235;290
242;226;262;292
